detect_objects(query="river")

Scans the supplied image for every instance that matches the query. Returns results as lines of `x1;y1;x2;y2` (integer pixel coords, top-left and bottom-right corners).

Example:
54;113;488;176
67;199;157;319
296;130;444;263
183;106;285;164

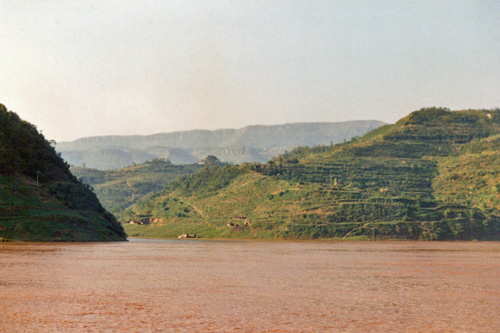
1;239;499;332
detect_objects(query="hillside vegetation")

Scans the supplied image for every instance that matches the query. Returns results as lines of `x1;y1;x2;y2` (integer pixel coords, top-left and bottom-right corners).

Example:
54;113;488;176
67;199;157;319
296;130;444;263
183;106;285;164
0;104;126;241
57;121;385;169
121;108;500;240
71;159;204;214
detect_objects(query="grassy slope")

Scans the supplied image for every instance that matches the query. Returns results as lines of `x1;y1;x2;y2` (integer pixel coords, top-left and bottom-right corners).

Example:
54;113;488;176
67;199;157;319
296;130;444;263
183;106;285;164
122;108;500;240
125;172;308;239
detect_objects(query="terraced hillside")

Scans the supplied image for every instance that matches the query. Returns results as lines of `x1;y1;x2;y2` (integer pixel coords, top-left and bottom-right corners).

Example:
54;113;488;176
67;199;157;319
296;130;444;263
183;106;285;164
121;108;500;240
0;104;126;241
433;134;500;215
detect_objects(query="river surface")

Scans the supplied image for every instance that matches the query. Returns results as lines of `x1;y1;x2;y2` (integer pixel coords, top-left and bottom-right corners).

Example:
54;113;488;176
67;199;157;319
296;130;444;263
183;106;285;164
1;239;499;332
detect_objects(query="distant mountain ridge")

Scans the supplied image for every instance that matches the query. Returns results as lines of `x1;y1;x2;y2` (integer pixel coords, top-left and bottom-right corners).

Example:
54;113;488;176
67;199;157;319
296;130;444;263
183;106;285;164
57;121;385;169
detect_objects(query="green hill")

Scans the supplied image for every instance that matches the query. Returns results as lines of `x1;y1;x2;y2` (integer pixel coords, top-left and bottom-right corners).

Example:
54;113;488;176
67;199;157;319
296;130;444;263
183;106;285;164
71;159;203;214
120;108;500;240
0;104;126;241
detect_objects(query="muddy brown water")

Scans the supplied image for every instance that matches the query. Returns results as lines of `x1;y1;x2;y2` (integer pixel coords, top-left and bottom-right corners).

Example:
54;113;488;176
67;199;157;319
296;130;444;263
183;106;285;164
1;239;499;332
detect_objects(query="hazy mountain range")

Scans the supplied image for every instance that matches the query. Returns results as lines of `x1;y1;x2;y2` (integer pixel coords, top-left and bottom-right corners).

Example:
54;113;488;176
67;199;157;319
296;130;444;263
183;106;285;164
57;121;385;169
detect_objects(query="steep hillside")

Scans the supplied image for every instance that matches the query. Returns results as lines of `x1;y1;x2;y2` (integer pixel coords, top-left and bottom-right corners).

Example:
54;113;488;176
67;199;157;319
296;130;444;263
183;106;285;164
0;104;126;241
121;108;500;240
57;120;385;169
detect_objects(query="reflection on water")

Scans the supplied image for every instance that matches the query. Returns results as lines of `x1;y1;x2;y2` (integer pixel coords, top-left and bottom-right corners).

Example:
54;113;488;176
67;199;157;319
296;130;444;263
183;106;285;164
1;240;499;331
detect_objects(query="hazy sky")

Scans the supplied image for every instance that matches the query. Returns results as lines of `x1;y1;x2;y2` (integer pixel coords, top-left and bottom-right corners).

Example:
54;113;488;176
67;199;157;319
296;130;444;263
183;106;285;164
2;0;500;142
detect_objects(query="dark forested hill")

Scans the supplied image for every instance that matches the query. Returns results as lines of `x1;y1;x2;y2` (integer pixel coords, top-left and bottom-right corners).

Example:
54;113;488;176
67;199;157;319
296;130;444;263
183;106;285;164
57;120;385;169
121;108;500;240
0;104;126;241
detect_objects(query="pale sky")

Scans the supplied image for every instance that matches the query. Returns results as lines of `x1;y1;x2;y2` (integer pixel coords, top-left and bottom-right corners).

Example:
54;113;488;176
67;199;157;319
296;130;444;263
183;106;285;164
1;0;499;142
